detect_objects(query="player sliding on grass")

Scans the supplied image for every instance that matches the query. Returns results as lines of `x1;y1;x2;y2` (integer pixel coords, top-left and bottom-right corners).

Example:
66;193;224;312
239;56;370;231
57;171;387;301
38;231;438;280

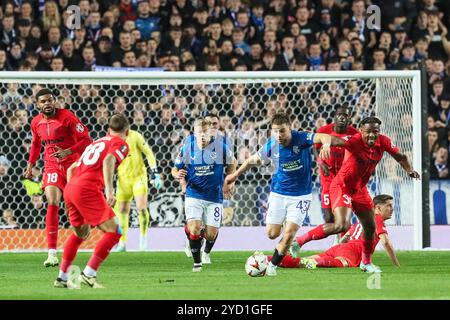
54;114;129;289
271;194;400;269
290;116;420;273
24;88;92;267
223;112;345;276
172;118;237;272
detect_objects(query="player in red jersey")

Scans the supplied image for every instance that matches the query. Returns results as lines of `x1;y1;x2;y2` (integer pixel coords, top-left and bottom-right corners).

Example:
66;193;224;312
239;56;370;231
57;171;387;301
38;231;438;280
54;114;129;289
313;105;359;224
272;194;400;269
290;117;419;273
23;88;92;267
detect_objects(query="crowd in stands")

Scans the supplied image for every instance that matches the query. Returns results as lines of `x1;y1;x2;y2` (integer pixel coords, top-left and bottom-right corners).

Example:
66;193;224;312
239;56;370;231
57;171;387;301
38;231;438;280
1;0;450;227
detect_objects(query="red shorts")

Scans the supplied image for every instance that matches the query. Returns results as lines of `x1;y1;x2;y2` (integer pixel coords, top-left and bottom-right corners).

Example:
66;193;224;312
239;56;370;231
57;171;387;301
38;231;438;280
319;242;362;267
63;183;115;227
42;166;67;192
329;182;374;214
320;175;333;209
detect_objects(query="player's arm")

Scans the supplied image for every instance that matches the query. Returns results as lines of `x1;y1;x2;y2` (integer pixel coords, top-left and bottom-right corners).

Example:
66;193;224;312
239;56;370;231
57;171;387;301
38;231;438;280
24;123;42;179
313;133;346;160
137;132;162;189
224;152;262;186
103;153;117;207
223;157;238;199
66;162;77;183
379;233;400;267
391;152;420;179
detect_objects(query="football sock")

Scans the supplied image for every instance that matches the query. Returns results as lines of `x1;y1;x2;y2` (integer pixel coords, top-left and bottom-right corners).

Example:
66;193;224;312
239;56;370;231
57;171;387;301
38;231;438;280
60;233;84;273
362;237;375;265
138;209;150;237
279;255;300;268
204;231;218;254
316;256;344;268
86;227;121;273
46;204;59;250
270;249;285;266
117;212;129;243
296;225;327;246
189;233;202;264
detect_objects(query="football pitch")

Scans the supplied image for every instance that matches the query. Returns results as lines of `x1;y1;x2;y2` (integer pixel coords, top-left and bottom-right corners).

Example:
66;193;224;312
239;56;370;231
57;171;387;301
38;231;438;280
0;251;449;300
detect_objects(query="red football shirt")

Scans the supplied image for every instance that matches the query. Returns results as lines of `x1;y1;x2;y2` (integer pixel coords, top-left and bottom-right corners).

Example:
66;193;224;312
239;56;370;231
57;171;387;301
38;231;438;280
69;135;129;190
315;123;359;178
334;133;399;194
29;109;92;168
346;214;388;248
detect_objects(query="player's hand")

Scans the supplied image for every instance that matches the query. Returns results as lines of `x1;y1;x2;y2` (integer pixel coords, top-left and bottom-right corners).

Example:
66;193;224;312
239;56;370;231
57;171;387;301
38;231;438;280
152;173;162;190
105;189;116;207
51;146;72;160
320;163;330;177
319;144;331;160
408;170;420;179
176;169;187;180
23;164;33;179
223;182;235;199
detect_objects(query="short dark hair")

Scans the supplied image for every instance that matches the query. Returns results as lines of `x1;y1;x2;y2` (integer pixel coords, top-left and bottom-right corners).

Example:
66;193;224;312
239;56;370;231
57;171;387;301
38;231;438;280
335;104;351;113
109;113;130;132
359;116;381;127
271;112;291;126
36;88;54;100
373;194;393;207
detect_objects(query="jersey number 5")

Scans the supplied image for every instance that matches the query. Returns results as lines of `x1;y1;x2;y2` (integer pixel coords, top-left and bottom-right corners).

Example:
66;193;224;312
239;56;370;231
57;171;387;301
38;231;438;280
77;142;106;166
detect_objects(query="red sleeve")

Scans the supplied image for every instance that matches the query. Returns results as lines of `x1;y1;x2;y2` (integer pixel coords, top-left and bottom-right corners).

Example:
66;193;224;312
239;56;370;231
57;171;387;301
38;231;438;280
342;134;361;153
109;140;129;165
66;112;92;154
375;215;388;237
28;120;42;165
381;135;399;156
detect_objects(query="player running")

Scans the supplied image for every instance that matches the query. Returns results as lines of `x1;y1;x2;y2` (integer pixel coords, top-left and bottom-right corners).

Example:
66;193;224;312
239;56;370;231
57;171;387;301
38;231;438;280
289;116;420;273
313;105;358;226
24;88;92;267
272;194;400;269
223;112;345;276
114;129;162;252
54;114;130;289
172;118;237;272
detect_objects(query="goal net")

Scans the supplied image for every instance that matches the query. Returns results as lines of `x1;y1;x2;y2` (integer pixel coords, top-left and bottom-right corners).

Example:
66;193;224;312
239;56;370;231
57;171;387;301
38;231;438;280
0;71;422;251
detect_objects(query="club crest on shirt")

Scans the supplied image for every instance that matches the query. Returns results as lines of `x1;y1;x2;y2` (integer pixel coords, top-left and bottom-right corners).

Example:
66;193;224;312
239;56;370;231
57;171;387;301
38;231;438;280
293;146;300;154
120;145;128;153
75;123;84;133
210;152;217;160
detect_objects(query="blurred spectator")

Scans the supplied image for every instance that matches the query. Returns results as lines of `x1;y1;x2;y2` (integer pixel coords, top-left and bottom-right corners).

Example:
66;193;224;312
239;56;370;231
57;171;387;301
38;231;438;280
1;208;18;228
431;146;450;179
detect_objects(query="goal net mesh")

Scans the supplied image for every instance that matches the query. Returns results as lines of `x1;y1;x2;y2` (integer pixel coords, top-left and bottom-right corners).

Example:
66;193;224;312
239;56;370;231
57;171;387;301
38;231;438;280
0;74;415;251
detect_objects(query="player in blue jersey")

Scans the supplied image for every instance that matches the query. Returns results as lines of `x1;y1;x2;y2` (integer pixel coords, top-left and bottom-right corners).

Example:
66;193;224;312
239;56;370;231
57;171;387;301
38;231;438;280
223;112;345;276
172;118;237;272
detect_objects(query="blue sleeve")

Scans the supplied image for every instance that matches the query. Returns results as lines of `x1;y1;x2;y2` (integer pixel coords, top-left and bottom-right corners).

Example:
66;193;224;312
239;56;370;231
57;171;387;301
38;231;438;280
299;132;315;149
224;143;234;165
258;138;273;163
174;144;187;169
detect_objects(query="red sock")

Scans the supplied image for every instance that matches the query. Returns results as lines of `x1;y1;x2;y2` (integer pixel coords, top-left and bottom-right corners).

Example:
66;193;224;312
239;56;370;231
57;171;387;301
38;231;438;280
87;230;121;271
60;234;84;273
362;237;375;264
316;256;344;268
46;204;59;250
279;255;300;268
296;225;328;246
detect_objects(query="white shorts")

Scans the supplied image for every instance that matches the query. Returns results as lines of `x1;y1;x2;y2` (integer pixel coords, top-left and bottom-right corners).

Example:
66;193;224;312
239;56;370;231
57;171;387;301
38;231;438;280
185;197;223;228
266;192;312;227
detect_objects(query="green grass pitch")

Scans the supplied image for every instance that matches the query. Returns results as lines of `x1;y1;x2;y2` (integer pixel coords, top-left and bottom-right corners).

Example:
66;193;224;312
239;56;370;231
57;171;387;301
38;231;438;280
0;251;449;299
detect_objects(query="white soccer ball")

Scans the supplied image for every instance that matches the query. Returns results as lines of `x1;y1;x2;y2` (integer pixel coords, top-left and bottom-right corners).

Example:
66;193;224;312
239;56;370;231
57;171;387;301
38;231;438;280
245;251;268;277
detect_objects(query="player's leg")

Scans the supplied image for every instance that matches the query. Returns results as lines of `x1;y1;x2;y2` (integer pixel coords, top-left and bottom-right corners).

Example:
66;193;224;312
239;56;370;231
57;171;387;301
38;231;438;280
185;197;204;271
114;178;133;251
134;177;150;251
202;202;223;264
290;186;352;255
43;185;63;267
80;218;122;288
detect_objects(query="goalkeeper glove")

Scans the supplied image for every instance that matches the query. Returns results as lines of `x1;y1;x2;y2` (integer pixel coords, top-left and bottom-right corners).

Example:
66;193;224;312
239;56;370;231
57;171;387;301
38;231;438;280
151;169;162;190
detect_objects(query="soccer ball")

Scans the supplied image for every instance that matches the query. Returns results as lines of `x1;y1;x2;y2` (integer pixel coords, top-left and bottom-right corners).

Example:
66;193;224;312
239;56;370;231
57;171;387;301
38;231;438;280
245;252;268;277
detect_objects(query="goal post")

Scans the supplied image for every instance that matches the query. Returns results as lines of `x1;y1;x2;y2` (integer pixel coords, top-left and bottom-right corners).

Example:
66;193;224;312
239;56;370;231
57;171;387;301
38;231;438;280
0;70;426;251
